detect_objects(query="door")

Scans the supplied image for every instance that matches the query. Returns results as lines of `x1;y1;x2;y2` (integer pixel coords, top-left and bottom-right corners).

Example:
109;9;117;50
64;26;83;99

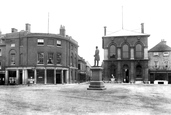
123;64;129;83
56;70;61;84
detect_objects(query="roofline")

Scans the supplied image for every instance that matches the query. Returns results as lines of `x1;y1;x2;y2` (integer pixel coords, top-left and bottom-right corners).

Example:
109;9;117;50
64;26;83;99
102;34;150;38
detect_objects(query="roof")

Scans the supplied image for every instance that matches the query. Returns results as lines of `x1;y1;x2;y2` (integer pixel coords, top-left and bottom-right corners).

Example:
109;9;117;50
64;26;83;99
149;40;171;52
103;29;150;37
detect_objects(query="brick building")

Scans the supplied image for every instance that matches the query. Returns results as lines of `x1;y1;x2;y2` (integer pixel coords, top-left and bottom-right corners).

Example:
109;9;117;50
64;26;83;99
102;24;150;83
0;24;78;85
148;40;171;84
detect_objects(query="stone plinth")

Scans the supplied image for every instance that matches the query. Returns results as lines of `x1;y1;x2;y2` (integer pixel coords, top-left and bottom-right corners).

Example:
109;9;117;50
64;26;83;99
87;66;106;90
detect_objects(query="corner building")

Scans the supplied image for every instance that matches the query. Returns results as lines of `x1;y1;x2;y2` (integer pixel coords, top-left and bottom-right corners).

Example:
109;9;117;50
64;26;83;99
0;24;78;85
102;24;150;83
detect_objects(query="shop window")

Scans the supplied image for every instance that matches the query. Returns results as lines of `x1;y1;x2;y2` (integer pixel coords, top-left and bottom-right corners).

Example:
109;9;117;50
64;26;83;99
37;52;44;64
57;40;61;47
122;44;129;59
135;44;143;59
56;53;62;64
110;45;116;58
47;53;54;64
37;39;44;46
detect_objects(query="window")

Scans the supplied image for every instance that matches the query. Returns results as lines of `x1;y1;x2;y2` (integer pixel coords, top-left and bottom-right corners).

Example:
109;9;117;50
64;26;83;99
70;53;73;66
11;53;15;65
78;63;81;70
154;61;159;68
37;39;44;46
11;44;15;47
135;44;143;59
20;38;23;46
56;53;62;64
47;53;54;64
20;53;23;65
153;52;159;56
47;38;54;46
110;45;116;58
37;52;44;64
122;44;129;59
0;49;1;56
0;61;1;69
163;52;169;57
57;40;61;47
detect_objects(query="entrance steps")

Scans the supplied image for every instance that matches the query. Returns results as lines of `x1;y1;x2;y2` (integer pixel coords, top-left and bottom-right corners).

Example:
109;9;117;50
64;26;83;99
135;81;143;84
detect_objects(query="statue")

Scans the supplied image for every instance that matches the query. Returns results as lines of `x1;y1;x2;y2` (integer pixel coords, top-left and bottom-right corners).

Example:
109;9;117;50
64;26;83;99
94;46;100;66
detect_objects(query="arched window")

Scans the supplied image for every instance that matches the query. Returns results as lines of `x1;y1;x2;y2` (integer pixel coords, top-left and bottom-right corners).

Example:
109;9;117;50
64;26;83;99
135;44;143;59
110;45;116;58
9;50;16;65
122;44;129;59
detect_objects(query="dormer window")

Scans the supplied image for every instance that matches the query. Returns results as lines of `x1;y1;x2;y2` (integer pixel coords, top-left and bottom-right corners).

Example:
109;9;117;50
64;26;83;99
153;52;159;56
163;52;169;57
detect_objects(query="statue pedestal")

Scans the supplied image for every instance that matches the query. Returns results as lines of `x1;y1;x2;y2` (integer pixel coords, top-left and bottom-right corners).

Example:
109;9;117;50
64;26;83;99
87;66;106;90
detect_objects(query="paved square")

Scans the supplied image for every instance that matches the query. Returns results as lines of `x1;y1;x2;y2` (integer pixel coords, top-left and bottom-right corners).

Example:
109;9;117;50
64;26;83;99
0;83;171;115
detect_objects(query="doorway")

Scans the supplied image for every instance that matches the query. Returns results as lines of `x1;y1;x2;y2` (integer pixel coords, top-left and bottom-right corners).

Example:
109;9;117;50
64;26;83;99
0;74;5;85
123;64;129;83
56;70;61;84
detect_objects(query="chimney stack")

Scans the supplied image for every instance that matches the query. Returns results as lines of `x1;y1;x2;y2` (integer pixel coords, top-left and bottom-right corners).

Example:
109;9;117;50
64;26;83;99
26;23;31;32
104;26;107;36
161;39;166;44
60;25;66;37
141;23;144;33
11;28;18;33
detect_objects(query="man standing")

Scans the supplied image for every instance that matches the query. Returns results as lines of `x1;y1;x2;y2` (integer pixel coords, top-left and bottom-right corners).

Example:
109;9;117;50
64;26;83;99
94;46;100;66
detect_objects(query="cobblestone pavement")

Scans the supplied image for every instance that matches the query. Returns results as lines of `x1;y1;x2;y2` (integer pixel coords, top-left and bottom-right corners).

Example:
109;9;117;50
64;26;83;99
0;83;171;115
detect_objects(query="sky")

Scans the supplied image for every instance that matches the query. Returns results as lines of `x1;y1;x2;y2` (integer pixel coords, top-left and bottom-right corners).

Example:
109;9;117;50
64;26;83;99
0;0;171;66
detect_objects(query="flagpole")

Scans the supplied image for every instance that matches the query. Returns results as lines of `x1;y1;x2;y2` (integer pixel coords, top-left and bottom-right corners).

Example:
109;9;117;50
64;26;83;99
122;6;123;29
48;12;49;33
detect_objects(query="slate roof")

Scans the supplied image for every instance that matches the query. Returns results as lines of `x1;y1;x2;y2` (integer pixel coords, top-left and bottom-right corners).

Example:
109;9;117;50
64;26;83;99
103;29;150;37
148;40;171;52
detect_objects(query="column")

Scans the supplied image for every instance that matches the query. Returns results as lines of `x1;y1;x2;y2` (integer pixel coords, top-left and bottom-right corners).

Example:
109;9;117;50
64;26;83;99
5;70;8;85
130;48;134;60
117;48;121;60
22;69;25;84
144;48;148;59
44;68;47;84
16;69;19;84
144;63;149;84
104;49;108;60
34;69;37;84
66;70;69;84
61;70;64;84
117;62;121;83
54;69;56;84
130;62;134;83
25;69;28;84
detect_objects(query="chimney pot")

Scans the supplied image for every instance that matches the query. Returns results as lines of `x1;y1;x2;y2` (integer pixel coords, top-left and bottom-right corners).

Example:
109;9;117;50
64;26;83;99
11;28;18;33
104;26;107;36
60;25;66;37
141;23;144;33
26;23;31;32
